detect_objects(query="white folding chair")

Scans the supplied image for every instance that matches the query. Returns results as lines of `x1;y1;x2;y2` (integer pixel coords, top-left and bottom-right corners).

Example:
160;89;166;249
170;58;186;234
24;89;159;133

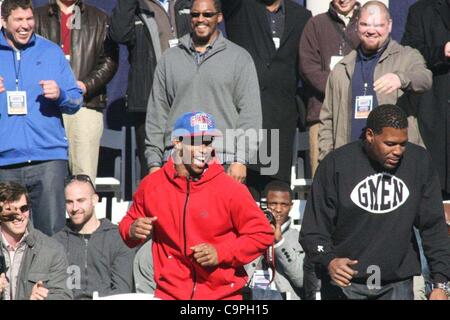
111;198;132;225
289;199;307;231
95;127;126;200
290;129;312;199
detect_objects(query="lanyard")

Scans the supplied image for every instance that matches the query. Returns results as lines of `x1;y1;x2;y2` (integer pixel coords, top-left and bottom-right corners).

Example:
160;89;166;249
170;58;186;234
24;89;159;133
360;59;368;96
12;49;22;91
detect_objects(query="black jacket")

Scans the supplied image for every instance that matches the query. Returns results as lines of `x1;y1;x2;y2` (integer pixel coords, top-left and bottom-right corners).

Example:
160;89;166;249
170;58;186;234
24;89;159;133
402;0;450;193
300;141;450;283
223;0;311;181
53;219;135;299
34;0;118;110
109;0;192;113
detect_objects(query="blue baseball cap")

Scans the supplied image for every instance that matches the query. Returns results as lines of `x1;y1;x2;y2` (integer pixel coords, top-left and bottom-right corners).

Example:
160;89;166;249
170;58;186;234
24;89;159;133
172;112;222;139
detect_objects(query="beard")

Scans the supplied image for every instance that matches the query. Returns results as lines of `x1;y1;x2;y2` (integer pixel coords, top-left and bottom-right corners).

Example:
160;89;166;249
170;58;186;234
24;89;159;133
260;0;278;5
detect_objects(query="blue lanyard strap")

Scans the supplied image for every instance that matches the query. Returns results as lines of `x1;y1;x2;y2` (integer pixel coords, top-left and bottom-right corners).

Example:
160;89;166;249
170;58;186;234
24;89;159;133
12;50;21;91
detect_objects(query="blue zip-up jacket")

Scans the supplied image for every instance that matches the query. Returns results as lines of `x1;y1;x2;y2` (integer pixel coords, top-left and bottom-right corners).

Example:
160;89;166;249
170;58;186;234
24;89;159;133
0;29;83;166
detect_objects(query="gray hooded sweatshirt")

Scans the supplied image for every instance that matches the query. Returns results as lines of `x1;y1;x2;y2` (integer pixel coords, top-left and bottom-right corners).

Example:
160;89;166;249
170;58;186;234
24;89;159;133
53;219;135;299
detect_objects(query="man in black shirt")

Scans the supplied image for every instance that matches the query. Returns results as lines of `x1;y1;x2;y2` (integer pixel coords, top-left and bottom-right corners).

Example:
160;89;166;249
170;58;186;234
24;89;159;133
300;104;450;300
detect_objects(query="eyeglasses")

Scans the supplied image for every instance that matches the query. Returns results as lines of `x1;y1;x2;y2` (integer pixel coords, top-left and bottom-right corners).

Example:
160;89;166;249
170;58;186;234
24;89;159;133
190;11;219;18
65;174;96;191
0;204;29;222
179;136;214;146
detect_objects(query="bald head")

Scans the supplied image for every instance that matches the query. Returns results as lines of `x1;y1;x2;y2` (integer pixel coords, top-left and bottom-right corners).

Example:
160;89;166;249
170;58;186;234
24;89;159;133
359;1;391;21
357;0;392;54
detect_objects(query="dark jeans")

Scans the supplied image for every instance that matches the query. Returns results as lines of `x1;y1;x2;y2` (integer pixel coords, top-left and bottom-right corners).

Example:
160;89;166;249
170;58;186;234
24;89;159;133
303;256;322;300
320;275;414;300
0;160;68;236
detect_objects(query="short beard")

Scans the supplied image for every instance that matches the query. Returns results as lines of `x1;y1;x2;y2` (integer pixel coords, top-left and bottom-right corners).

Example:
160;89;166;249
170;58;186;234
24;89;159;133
192;33;210;47
260;0;278;5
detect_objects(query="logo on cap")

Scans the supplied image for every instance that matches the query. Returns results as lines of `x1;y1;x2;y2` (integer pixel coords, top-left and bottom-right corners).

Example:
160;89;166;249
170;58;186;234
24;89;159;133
190;114;213;131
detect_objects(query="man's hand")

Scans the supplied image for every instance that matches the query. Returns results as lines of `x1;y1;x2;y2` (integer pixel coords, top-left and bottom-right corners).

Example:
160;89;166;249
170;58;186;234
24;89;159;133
149;167;161;175
29;281;48;300
39;80;61;100
0;273;7;295
429;288;449;300
328;258;358;287
129;217;158;241
445;42;450;58
374;73;402;95
190;243;218;267
0;201;21;222
0;76;5;93
271;211;283;243
227;162;246;183
77;80;87;95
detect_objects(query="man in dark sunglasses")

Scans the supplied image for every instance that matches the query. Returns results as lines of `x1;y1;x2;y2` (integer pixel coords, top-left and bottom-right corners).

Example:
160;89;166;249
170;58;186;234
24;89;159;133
0;181;72;300
145;0;262;184
120;112;274;300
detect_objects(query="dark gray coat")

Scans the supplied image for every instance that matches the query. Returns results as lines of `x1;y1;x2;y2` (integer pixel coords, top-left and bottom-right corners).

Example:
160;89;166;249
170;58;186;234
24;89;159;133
53;219;134;299
3;225;73;300
402;0;450;193
223;0;311;181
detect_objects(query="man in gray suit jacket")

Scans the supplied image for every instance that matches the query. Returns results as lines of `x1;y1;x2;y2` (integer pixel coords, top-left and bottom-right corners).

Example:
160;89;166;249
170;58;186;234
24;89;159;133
0;181;72;300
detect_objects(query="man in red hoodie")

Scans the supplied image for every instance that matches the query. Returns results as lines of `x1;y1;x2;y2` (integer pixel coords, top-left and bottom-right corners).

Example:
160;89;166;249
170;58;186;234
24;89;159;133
119;111;274;300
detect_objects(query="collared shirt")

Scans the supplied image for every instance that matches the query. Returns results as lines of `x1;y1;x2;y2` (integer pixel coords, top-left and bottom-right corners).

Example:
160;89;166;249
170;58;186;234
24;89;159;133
0;228;28;300
189;35;218;65
337;11;354;27
159;0;170;13
266;0;285;44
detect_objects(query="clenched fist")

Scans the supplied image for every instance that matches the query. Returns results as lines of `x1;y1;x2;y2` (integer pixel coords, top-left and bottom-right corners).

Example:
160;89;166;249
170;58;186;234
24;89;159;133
39;80;60;100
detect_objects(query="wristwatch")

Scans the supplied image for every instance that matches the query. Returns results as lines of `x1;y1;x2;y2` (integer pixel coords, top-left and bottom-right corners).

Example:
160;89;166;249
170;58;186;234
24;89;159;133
432;282;450;297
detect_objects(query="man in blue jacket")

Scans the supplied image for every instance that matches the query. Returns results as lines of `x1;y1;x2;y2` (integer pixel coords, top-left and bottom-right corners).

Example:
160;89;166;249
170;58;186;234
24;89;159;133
0;0;83;236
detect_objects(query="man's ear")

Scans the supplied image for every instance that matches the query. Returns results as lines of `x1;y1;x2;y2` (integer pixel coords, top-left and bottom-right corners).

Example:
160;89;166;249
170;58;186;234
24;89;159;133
366;128;374;143
173;139;182;151
92;193;99;206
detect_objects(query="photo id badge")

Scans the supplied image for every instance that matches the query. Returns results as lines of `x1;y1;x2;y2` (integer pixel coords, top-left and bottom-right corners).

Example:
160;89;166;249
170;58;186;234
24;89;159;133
168;38;179;48
7;91;27;115
273;37;280;49
329;55;343;71
354;95;373;119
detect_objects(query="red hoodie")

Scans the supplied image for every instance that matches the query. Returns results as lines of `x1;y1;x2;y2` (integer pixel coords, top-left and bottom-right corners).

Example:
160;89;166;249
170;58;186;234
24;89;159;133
119;158;274;300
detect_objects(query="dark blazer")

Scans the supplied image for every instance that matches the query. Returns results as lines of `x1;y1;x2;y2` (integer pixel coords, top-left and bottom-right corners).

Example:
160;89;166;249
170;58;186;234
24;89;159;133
34;0;119;110
402;0;450;193
223;0;311;181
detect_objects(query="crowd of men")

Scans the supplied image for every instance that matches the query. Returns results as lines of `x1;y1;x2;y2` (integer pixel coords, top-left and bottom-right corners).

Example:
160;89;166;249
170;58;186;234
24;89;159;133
0;0;449;300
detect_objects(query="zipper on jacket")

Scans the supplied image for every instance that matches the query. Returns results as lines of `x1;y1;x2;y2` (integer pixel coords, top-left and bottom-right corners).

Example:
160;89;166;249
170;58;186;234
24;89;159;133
82;234;88;295
182;176;197;299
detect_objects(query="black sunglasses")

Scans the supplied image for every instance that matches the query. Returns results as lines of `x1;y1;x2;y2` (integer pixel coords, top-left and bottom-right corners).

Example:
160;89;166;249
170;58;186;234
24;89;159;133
0;204;29;222
190;11;219;18
65;174;96;191
179;136;214;146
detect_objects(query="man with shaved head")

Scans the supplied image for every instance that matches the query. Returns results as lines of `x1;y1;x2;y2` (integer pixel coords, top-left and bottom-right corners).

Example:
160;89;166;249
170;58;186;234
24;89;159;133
318;0;432;162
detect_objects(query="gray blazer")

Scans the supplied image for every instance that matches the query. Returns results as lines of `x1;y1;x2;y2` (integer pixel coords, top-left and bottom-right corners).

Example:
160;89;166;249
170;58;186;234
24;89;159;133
245;217;305;300
13;225;72;300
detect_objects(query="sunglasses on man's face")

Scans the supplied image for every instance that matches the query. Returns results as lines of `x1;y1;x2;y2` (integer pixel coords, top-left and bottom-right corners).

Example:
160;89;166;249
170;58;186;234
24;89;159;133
65;174;96;191
179;136;214;146
190;11;219;18
0;204;29;222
